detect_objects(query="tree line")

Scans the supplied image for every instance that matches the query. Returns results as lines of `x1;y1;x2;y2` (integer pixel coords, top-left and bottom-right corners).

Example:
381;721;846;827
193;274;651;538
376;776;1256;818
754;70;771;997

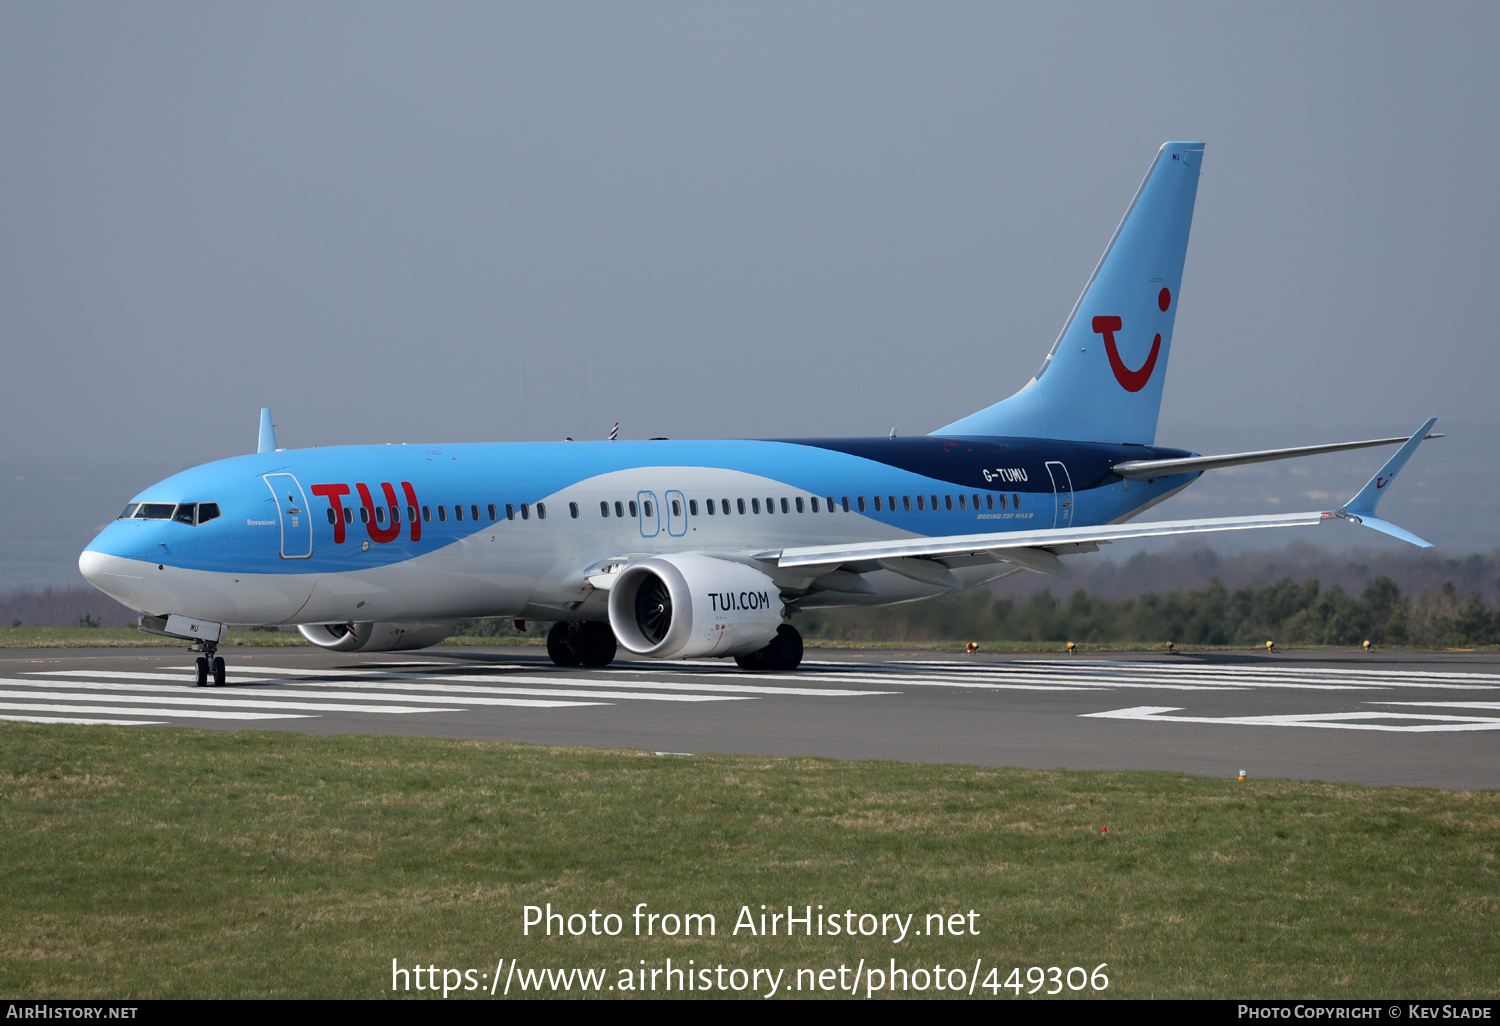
792;576;1500;648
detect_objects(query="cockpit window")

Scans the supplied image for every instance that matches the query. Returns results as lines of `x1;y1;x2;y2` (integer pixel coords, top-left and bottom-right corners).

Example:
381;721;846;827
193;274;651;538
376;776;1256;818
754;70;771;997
129;501;222;524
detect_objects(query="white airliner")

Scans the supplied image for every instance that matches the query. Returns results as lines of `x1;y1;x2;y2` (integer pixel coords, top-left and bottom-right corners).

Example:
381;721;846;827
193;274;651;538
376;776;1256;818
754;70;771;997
80;142;1437;685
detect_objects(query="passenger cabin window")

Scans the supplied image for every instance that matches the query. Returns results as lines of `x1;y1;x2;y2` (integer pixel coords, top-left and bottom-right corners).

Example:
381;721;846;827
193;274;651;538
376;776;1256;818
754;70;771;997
751;498;760;514
888;495;896;511
945;495;954;511
391;506;401;523
902;496;911;512
488;504;497;521
916;496;925;511
600;501;610;517
454;505;464;522
737;498;746;514
629;500;638;518
795;497;804;513
930;495;939;509
570;502;579;519
520;503;530;520
468;504;477;521
407;505;416;523
615;501;625;518
360;507;371;524
856;496;866;513
825;496;836;511
873;496;882;511
706;499;716;515
422;505;432;522
345;507;354;523
957;495;967;510
537;502;546;519
1013;494;1021;508
841;496;850;512
438;506;447;522
643;500;653;518
780;498;789;514
505;503;516;520
810;497;820;512
375;506;385;524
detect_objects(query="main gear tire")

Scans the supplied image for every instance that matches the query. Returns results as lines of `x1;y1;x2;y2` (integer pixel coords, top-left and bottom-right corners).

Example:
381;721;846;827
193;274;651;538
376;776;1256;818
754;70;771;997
546;622;582;667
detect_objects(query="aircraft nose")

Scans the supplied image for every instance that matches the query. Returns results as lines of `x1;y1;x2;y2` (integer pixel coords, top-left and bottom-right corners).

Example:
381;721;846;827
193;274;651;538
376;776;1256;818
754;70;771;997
79;547;146;604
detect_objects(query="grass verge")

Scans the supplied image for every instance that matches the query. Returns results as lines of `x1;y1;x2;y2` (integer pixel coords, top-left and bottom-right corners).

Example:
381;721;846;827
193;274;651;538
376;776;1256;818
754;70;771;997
0;723;1495;999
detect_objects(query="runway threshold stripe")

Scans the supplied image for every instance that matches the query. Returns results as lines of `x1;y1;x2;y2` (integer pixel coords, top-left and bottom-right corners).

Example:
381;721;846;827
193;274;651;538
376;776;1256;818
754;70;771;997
20;675;744;705
0;702;311;721
0;678;611;708
143;666;889;698
0;690;469;715
0;714;167;726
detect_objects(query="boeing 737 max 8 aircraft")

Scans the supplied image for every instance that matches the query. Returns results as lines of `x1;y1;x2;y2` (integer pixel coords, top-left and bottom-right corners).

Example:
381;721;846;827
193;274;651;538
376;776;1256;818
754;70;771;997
80;142;1438;685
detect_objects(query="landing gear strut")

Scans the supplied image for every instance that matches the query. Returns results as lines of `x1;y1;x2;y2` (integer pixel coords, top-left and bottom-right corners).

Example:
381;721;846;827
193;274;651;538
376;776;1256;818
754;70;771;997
193;643;226;686
736;623;803;672
546;621;617;668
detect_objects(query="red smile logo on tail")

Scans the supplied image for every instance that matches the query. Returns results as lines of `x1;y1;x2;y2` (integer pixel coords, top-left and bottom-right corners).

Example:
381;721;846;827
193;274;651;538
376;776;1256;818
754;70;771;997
1092;287;1170;393
1093;317;1161;392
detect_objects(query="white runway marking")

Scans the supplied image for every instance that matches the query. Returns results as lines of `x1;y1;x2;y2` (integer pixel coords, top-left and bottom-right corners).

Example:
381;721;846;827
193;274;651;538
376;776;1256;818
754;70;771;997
1083;705;1500;733
0;702;310;721
0;714;167;726
13;657;1500;731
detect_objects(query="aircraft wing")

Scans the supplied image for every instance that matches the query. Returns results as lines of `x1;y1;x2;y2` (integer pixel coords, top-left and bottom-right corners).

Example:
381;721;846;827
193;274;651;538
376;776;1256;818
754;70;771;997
758;418;1438;581
758;510;1330;580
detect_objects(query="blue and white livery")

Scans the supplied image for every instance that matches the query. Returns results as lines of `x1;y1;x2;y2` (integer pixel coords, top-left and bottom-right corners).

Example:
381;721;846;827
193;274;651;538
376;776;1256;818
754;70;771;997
79;142;1438;684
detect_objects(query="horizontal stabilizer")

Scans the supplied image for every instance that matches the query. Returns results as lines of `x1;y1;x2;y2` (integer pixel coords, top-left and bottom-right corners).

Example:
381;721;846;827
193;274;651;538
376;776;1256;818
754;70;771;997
1113;431;1443;480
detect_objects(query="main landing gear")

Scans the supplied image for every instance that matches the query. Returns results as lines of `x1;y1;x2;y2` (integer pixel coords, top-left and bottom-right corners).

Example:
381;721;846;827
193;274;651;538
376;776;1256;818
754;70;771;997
193;643;226;687
547;621;618;668
735;623;803;672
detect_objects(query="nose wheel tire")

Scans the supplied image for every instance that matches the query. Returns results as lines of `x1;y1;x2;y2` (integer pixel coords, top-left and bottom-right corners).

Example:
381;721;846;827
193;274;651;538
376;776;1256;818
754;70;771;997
194;657;209;686
212;657;226;686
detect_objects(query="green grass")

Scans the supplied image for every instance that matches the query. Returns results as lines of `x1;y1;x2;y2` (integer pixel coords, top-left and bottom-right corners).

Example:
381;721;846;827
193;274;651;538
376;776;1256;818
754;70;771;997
0;723;1495;999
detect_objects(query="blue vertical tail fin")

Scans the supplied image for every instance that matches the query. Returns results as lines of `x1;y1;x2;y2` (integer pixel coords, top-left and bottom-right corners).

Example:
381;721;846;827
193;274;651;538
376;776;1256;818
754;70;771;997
935;141;1204;444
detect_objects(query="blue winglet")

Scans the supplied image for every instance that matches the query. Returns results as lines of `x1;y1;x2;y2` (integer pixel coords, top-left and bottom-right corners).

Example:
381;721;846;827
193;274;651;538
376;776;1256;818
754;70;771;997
1333;417;1437;548
257;408;278;454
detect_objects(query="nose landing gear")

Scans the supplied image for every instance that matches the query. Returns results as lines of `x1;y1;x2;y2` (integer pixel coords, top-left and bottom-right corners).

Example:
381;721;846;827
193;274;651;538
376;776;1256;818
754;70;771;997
193;644;227;686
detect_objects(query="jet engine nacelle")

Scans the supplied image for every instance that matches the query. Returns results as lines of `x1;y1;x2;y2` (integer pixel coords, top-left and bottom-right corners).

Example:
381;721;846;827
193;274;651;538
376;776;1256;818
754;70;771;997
607;554;783;660
297;620;460;653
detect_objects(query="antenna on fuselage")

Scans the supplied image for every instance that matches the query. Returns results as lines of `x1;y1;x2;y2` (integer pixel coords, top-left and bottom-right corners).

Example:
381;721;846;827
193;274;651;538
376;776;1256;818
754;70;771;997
257;409;279;454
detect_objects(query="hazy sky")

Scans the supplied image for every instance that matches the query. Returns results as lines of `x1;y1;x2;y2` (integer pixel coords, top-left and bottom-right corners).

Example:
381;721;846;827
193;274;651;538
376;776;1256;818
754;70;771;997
4;3;1497;464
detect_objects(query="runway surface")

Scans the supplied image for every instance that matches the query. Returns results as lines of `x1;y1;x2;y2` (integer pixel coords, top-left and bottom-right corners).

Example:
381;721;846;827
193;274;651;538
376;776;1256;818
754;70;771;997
2;645;1497;790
